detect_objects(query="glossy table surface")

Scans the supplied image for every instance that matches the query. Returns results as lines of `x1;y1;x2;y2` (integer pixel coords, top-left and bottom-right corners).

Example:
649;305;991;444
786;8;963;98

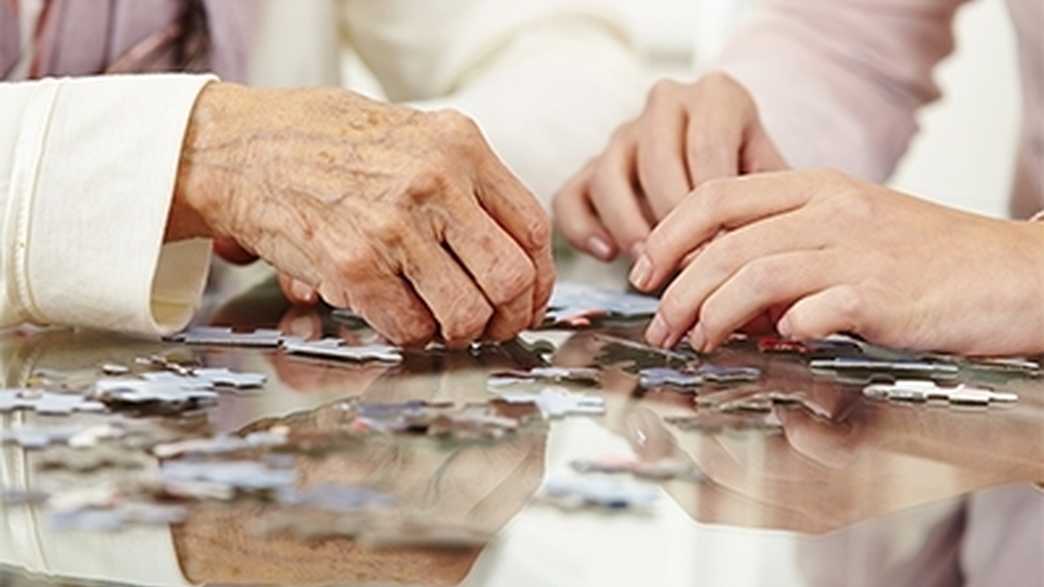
1;270;1043;587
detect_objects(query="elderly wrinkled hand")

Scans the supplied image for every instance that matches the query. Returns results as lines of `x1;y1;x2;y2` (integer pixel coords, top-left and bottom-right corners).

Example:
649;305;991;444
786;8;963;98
553;72;786;261
169;82;554;347
630;169;1044;356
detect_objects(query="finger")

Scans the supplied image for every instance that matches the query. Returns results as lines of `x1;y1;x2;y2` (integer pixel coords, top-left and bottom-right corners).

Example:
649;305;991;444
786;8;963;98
335;274;437;347
588;134;652;254
279;273;319;306
278;305;324;339
777;409;858;470
742;121;788;174
476;151;552;261
645;211;826;347
528;218;556;328
476;157;555;326
212;236;258;265
401;243;494;347
777;285;873;342
636;81;692;220
632;171;819;292
553;163;619;261
686;250;841;352
685;108;741;188
445;198;535;341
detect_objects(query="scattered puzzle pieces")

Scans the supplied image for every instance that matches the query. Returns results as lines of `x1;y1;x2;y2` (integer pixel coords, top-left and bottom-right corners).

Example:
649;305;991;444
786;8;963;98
539;477;659;511
276;484;396;512
496;387;605;419
863;380;1018;407
0;389;107;416
810;357;959;378
541;283;659;328
160;460;297;494
50;502;187;532
488;367;601;388
570;456;704;481
151;428;289;459
283;338;403;363
638;365;761;390
167;327;285;347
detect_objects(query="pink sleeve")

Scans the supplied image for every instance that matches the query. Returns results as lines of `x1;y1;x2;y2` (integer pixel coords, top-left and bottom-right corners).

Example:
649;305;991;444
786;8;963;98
714;0;970;181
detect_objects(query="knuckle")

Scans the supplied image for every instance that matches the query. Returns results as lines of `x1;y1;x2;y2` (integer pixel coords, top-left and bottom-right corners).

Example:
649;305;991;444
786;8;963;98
647;78;682;106
403;164;453;205
700;241;733;279
610;121;637;143
432;109;485;156
332;248;377;279
366;213;412;248
738;258;778;292
834;285;865;326
524;209;552;251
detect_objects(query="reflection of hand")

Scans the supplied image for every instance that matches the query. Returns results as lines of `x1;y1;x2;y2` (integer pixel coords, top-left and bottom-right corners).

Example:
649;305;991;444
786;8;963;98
170;82;554;346
614;393;1044;534
172;400;547;586
553;72;785;261
633;169;1044;355
264;306;394;394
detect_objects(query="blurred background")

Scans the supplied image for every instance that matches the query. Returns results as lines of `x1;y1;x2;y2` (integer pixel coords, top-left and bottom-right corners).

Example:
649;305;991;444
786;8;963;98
249;0;1019;219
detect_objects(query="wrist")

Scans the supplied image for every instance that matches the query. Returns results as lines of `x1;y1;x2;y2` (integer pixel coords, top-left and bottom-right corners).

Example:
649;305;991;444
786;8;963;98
168;81;251;242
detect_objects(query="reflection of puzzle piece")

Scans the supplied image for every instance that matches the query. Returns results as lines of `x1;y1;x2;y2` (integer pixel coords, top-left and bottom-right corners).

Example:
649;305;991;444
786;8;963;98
1;426;82;449
0;489;48;506
0;389;106;416
152;429;288;459
570;456;704;481
36;446;146;473
283;338;403;363
863;380;1017;407
161;460;297;493
168;327;285;347
497;387;605;419
810;357;959;379
192;368;267;389
716;391;831;419
0;423;124;449
50;503;187;532
595;334;698;373
94;378;219;406
539;476;658;511
276;484;396;512
638;367;703;389
488;367;601;388
638;365;761;390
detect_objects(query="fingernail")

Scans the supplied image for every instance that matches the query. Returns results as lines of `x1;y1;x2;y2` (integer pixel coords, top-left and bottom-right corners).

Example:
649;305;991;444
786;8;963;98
689;324;706;353
630;255;653;290
645;314;670;347
292;281;315;303
587;236;614;261
777;316;793;339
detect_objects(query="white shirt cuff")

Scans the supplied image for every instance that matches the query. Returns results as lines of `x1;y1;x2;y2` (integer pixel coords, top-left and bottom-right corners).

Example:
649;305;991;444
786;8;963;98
8;74;215;337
